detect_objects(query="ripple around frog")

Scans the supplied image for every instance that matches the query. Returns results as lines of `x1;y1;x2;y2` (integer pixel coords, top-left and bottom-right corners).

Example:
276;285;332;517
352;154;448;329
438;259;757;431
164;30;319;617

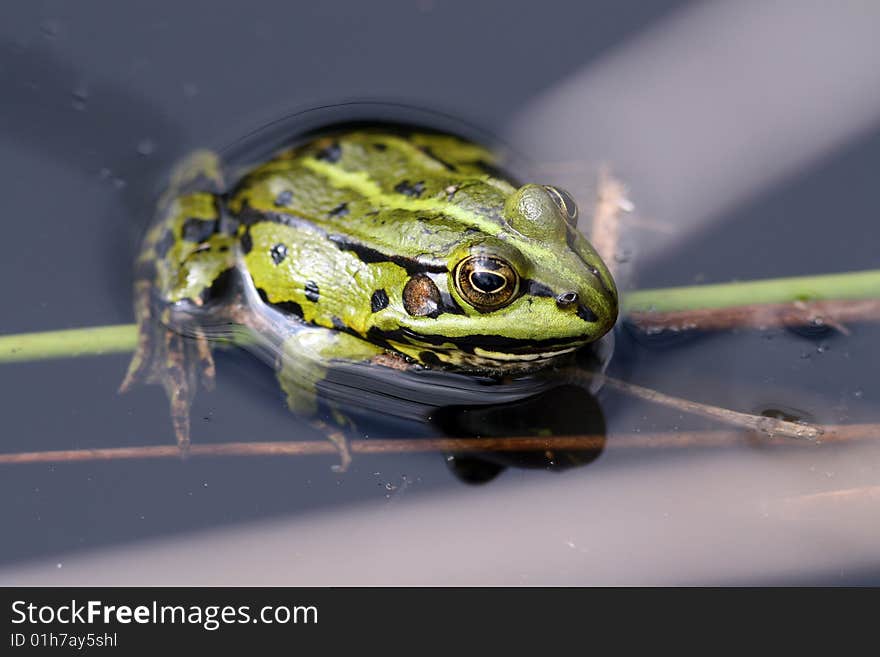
215;100;532;180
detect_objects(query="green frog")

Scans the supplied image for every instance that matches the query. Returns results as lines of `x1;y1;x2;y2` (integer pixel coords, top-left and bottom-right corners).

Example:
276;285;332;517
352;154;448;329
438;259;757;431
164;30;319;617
121;128;619;470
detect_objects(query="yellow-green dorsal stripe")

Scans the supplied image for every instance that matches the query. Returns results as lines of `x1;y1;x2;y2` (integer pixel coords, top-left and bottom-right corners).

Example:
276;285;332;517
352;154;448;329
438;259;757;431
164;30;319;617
302;157;503;235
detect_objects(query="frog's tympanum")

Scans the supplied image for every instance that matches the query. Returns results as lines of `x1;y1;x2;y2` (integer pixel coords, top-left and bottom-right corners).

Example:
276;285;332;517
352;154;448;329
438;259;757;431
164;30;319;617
121;129;618;470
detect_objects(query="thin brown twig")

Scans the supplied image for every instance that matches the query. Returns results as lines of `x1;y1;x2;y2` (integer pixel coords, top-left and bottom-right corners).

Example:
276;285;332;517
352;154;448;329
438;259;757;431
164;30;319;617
783;484;880;506
0;423;876;465
628;298;880;333
564;370;824;440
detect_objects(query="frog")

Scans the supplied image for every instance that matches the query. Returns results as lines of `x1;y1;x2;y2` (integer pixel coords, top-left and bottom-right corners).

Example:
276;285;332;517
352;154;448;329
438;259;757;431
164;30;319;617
120;128;619;471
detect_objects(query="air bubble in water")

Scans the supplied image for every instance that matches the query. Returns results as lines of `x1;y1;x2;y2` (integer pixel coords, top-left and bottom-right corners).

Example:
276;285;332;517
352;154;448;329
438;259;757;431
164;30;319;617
71;82;89;111
137;138;156;156
40;20;60;38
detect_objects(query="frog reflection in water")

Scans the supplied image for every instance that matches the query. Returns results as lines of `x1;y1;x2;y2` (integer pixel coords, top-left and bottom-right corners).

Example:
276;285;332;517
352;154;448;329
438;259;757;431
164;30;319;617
121;130;619;470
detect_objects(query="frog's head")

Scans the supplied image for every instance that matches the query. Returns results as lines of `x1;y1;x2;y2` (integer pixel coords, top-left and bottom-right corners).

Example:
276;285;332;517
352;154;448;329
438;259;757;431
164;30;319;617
380;183;618;372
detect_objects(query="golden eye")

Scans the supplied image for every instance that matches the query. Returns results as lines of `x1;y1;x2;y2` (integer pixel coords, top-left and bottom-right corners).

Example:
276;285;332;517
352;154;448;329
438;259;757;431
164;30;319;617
543;185;578;224
454;255;519;311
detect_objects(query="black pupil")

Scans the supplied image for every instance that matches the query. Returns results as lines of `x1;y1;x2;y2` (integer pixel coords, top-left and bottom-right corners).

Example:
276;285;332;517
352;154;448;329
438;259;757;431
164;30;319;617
471;270;506;293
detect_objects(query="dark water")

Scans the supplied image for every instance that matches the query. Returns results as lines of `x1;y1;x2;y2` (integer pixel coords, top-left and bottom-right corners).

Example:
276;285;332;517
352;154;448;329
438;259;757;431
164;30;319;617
1;1;878;584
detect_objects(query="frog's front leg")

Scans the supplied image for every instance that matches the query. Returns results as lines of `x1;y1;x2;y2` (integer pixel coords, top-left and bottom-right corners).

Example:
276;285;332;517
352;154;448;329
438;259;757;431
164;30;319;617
120;149;231;452
276;326;386;472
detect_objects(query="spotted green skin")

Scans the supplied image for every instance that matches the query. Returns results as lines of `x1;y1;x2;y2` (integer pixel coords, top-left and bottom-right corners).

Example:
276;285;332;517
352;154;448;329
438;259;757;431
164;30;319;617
128;130;618;446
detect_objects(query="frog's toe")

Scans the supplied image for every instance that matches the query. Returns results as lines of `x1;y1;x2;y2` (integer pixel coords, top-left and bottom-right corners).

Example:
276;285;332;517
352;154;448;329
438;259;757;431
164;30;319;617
330;444;352;473
194;330;216;392
162;331;199;454
330;452;352;473
119;281;155;393
119;331;149;393
169;386;193;454
319;423;352;473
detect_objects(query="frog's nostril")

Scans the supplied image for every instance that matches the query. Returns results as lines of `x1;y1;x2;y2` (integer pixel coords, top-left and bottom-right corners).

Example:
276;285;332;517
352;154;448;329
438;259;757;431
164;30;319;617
556;292;579;308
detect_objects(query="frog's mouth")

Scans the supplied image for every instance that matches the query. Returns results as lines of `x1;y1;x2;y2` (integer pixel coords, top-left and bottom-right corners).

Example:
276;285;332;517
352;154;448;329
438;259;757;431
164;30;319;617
407;343;582;372
470;344;580;363
383;328;588;371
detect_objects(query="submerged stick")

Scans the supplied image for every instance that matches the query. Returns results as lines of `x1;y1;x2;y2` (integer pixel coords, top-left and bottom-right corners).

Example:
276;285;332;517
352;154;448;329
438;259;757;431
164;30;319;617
567;371;824;441
0;424;876;465
784;484;880;506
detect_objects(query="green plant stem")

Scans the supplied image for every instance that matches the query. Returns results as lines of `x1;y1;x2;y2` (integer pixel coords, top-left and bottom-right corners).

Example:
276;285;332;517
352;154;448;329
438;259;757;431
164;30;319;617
1;268;879;364
622;268;880;313
0;325;136;363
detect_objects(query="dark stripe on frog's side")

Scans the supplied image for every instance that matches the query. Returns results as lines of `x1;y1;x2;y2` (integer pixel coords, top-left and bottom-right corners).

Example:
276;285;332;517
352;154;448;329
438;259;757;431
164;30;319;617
367;326;582;356
242;205;588;322
238;205;480;294
199;267;238;305
330;315;396;351
235;202;432;276
256;286;304;319
236;203;319;229
328;235;447;274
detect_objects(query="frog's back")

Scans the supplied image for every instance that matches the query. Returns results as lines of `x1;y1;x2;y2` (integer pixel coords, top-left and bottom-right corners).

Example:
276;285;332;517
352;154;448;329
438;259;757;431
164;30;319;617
220;130;523;335
227;131;519;264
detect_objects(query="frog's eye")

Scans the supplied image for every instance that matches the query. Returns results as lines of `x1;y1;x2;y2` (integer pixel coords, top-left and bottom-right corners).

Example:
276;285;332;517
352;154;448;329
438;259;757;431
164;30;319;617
454;255;519;312
543;185;578;224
